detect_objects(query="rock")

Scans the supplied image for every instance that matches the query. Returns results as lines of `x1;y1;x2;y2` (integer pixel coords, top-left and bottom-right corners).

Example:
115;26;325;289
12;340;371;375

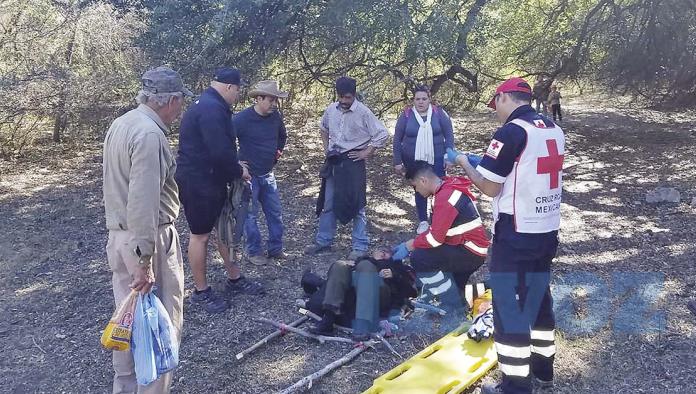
645;187;680;203
688;300;696;317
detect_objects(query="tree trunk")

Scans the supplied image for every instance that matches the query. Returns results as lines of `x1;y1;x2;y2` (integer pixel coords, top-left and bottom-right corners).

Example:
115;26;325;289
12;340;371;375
52;11;80;143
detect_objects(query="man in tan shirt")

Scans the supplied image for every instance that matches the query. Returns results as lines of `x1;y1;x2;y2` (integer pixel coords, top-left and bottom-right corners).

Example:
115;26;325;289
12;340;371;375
103;66;191;393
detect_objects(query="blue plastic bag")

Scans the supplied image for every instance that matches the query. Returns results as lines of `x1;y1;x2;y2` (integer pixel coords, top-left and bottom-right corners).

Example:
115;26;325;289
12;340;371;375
151;294;179;375
132;292;179;385
132;293;158;386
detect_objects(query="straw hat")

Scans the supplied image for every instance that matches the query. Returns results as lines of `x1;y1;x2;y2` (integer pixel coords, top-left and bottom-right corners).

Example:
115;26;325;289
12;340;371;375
248;80;288;98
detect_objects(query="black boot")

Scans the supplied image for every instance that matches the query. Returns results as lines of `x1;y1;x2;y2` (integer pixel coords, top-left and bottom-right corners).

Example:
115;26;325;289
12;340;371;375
309;310;336;336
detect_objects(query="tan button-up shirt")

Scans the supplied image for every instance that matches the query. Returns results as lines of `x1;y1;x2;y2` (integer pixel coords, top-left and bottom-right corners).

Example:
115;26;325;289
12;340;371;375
319;100;388;153
102;104;179;257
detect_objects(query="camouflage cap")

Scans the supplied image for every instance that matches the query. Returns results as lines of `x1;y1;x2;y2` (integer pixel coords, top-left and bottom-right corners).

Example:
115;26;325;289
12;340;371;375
141;66;193;96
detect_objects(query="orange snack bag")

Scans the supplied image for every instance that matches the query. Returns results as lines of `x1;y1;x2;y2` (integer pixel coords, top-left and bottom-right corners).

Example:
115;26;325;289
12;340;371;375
101;290;137;351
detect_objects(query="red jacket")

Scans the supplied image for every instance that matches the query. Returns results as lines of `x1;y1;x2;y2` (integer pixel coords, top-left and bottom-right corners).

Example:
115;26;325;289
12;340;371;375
413;177;491;257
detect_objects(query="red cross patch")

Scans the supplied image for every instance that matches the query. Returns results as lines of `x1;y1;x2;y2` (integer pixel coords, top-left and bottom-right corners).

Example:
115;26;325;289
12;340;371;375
534;119;547;128
485;139;504;159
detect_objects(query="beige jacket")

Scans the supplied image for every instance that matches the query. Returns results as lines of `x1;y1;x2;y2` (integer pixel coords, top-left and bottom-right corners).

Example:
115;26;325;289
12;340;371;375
103;104;179;257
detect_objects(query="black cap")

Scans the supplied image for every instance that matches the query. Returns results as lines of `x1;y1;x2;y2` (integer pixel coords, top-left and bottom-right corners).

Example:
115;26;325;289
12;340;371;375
213;67;241;85
336;76;357;95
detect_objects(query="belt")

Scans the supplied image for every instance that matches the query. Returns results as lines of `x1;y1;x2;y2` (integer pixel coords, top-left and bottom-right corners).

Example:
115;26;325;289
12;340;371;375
116;221;174;231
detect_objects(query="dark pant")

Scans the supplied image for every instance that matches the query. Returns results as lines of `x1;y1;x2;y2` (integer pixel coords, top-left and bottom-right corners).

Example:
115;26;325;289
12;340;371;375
321;260;391;331
551;104;562;122
489;214;558;394
411;244;484;308
535;98;547;114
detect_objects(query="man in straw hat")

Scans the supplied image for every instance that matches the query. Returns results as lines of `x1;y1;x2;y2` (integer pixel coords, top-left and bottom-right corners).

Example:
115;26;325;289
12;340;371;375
103;65;191;392
234;80;289;265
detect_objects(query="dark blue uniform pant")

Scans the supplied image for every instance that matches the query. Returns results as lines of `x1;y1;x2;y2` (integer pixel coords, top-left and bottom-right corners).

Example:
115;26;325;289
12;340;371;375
490;214;558;394
411;244;484;309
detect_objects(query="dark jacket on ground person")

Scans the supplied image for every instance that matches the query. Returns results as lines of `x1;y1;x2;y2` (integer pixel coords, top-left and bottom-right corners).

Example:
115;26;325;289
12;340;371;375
176;87;244;195
316;150;367;224
392;105;454;166
233;106;287;176
303;257;417;327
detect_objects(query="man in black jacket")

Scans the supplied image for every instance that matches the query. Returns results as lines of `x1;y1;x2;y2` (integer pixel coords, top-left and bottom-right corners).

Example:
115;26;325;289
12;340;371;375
304;246;417;340
176;68;263;314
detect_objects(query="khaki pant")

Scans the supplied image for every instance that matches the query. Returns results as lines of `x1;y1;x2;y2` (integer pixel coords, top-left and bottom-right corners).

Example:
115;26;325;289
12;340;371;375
106;224;184;394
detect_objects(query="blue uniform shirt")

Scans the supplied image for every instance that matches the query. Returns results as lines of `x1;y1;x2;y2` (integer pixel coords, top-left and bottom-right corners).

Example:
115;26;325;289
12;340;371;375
176;87;243;193
478;105;555;182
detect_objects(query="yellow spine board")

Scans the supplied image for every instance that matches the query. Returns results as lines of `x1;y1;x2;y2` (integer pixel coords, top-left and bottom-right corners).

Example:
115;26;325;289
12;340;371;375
363;324;497;394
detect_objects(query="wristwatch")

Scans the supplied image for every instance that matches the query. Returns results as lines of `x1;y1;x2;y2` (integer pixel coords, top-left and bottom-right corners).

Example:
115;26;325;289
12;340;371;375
134;246;152;266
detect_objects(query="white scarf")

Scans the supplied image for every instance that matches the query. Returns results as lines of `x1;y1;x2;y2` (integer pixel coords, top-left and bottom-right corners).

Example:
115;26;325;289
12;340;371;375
414;104;435;164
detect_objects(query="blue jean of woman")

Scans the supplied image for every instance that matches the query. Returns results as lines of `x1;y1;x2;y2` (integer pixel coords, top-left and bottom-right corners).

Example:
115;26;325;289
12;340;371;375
244;172;284;256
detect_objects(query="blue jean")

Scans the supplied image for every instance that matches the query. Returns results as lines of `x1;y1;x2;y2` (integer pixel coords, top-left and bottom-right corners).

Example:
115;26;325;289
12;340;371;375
411;157;446;222
316;175;369;251
244;172;284;256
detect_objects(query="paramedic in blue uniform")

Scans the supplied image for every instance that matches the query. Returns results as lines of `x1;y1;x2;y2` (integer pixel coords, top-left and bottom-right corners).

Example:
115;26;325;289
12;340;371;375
447;77;565;394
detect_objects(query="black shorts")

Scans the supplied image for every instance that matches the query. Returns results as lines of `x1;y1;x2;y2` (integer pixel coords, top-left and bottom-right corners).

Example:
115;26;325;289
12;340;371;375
178;179;226;235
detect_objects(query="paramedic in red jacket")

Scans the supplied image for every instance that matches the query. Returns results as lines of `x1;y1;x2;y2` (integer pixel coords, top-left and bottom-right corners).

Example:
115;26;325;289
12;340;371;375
392;161;490;308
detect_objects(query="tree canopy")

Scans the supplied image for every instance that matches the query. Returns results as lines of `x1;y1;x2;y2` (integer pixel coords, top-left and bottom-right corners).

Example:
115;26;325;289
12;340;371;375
1;0;695;155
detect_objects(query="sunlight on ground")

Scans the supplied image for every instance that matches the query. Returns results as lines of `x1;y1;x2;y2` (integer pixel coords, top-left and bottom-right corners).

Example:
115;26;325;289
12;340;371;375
300;185;320;197
372;203;408;216
665;242;692;256
259;352;309;382
593;195;624;207
564;180;604;193
557;248;642;266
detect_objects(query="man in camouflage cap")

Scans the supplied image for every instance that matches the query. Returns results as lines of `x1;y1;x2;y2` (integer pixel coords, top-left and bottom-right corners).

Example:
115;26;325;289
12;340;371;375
103;65;191;393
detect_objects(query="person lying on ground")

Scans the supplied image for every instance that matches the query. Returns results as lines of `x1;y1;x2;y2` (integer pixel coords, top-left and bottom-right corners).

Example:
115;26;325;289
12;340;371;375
302;246;417;341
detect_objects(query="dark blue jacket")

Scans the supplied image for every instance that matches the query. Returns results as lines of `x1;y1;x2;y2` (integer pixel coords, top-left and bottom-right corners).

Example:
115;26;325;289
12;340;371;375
233;106;287;176
176;87;243;194
392;105;455;166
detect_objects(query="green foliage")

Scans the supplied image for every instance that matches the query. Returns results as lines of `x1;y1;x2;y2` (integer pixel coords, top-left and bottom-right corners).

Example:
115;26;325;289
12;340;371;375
0;0;145;154
1;0;695;154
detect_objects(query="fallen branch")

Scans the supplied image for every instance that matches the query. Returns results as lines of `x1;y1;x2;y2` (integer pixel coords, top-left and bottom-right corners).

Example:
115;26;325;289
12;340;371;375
277;341;377;394
256;318;354;344
299;307;401;358
32;336;46;354
236;316;310;360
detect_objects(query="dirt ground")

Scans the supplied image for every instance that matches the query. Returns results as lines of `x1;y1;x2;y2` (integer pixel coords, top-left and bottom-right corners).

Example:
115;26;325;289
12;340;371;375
1;96;695;394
